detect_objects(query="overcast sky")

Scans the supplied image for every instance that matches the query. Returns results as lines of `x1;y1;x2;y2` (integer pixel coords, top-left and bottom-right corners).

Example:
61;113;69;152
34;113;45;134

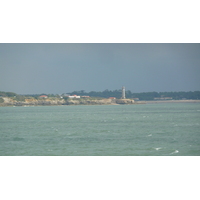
0;43;200;94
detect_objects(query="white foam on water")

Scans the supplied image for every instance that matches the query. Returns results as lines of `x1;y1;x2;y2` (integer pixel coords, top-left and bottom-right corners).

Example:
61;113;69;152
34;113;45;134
154;147;162;150
147;134;152;137
170;150;179;154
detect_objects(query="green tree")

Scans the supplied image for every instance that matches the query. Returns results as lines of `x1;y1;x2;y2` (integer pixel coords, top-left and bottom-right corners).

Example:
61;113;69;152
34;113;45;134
0;98;4;103
15;95;26;102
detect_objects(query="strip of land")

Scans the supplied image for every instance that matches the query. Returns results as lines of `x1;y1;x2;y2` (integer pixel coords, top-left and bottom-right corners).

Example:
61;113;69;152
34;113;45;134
0;97;139;106
1;90;200;107
1;96;200;107
145;100;200;104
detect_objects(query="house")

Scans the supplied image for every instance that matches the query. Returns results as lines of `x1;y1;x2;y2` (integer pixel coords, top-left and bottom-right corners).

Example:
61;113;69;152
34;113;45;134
109;97;116;99
81;96;90;98
132;98;139;101
39;95;48;98
68;95;81;99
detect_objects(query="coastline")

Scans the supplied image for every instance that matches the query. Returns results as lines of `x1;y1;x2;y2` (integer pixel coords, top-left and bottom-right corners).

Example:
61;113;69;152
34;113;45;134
0;97;137;107
1;98;200;107
144;100;200;104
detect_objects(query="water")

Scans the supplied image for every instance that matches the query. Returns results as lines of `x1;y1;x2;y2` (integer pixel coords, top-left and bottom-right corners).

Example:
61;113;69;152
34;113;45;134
0;103;200;156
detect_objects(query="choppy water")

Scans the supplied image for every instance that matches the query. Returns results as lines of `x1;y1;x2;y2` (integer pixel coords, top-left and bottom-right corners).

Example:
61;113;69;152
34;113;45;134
0;103;200;156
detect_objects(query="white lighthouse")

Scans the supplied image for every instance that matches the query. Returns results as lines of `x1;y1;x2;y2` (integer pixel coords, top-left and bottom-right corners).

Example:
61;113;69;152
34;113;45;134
122;86;126;99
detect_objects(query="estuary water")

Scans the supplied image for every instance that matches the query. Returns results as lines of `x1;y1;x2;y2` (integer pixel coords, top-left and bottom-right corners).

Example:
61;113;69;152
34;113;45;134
0;103;200;156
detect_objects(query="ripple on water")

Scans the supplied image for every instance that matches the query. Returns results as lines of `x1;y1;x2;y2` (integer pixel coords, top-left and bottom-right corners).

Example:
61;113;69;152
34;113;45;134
170;150;179;154
154;147;162;150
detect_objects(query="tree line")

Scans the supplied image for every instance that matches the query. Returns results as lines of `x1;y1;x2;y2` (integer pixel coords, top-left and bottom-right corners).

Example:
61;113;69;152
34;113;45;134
68;90;200;100
0;91;17;97
1;90;200;101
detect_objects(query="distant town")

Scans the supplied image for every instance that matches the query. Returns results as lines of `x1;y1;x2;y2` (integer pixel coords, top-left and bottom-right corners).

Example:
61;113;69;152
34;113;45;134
1;88;200;106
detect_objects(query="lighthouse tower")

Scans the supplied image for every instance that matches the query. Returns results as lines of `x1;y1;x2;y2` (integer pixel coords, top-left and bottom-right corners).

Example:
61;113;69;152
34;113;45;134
122;86;126;99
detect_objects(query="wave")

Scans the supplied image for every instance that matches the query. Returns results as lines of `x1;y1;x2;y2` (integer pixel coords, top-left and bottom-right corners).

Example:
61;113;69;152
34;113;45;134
154;147;162;150
170;150;179;154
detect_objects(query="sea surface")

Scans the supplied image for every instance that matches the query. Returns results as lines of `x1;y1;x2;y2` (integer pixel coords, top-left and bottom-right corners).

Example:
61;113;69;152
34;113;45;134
0;103;200;156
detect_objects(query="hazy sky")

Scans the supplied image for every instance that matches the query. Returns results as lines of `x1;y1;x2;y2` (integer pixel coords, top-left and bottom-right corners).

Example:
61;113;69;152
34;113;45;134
0;43;200;94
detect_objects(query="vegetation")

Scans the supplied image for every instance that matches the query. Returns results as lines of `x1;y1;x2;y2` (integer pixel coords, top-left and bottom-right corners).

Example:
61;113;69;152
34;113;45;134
13;95;26;102
69;90;200;100
1;90;200;102
63;96;69;101
69;89;123;98
0;91;17;97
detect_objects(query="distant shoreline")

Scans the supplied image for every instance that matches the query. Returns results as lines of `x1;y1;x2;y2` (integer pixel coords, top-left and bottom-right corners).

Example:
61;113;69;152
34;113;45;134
1;99;200;107
143;100;200;104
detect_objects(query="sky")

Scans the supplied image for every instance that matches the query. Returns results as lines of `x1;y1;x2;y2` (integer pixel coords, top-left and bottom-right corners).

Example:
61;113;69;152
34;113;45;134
0;43;200;94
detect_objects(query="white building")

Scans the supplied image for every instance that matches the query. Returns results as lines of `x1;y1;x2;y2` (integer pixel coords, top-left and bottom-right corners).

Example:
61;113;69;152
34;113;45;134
68;95;80;99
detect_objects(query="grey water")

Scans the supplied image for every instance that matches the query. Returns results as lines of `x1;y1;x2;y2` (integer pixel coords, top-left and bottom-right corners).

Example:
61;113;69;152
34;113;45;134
0;103;200;156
